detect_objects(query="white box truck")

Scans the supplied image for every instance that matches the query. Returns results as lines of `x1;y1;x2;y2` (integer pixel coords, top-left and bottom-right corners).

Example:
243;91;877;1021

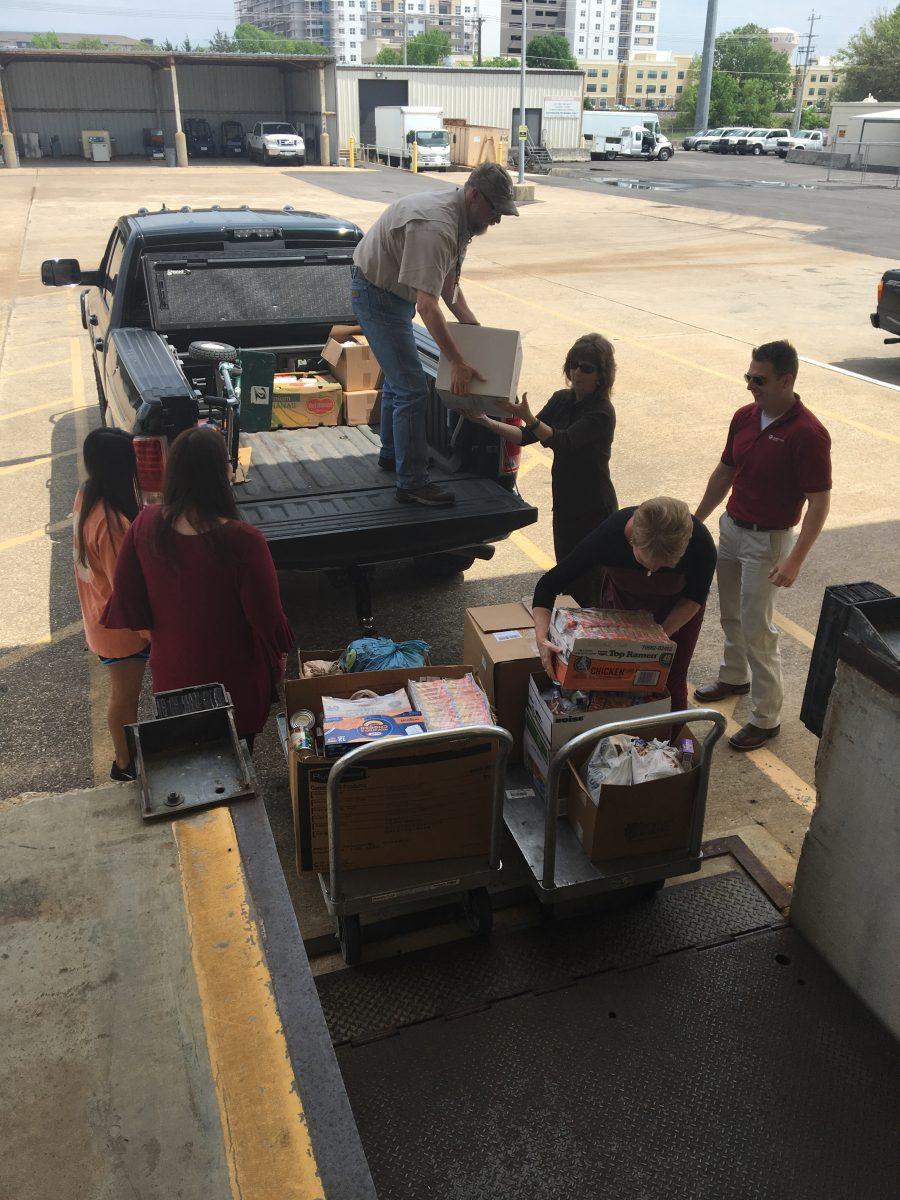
374;106;451;171
583;110;661;160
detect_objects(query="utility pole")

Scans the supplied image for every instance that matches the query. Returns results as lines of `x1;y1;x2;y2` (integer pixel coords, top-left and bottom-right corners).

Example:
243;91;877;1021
791;10;820;134
475;16;484;67
402;6;408;66
695;0;718;133
518;1;527;183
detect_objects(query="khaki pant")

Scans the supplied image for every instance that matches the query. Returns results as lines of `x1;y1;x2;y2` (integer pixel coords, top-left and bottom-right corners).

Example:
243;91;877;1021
716;512;795;729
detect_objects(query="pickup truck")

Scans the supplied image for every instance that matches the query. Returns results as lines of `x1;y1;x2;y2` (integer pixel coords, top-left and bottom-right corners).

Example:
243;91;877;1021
41;206;537;624
870;267;900;346
734;127;789;155
776;129;828;157
248;122;306;165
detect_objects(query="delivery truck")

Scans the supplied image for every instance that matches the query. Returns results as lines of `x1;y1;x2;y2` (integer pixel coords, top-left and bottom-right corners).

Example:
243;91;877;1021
373;106;452;170
583;109;662;159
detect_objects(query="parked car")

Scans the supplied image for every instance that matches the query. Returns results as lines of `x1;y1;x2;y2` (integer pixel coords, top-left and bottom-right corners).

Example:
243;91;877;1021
40;208;535;621
183;118;216;158
682;129;710;150
712;128;752;154
694;128;725;151
776;129;828;157
248;122;306;165
220;120;246;157
870;268;900;346
734;128;790;156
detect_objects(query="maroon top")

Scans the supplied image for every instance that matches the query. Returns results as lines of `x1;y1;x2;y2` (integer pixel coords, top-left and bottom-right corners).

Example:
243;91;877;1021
722;397;831;529
102;506;294;737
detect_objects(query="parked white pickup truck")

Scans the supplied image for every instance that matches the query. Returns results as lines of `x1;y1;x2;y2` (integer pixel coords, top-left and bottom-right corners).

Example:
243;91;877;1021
734;127;790;155
776;129;828;157
248;121;306;165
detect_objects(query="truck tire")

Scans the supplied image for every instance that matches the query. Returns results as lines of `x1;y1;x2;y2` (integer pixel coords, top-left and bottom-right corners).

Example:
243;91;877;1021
414;552;477;578
751;144;762;156
93;357;108;426
188;340;238;364
657;148;672;161
604;151;617;161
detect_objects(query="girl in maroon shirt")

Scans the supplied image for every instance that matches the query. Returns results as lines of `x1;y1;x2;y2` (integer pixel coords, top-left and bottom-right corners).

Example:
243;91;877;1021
102;426;294;744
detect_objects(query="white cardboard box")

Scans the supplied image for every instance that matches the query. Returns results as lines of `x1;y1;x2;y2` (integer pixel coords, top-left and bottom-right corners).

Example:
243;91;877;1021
436;324;523;418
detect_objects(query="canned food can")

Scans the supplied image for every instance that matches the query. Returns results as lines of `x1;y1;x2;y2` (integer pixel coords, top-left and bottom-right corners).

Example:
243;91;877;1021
290;708;316;732
290;728;314;754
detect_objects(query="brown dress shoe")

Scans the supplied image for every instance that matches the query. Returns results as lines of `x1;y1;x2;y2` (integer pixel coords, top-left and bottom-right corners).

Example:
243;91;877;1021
729;722;780;751
693;679;751;702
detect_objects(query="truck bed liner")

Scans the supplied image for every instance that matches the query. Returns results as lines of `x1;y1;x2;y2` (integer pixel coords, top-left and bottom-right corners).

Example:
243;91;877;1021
236;426;536;569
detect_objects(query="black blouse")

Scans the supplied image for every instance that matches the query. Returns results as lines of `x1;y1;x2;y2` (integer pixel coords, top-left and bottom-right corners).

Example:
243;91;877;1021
521;387;617;521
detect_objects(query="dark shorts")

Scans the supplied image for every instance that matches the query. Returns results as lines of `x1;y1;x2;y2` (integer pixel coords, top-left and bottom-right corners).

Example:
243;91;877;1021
98;644;150;667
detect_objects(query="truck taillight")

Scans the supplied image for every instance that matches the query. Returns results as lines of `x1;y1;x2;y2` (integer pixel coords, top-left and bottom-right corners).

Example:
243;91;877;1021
134;435;167;503
877;279;884;305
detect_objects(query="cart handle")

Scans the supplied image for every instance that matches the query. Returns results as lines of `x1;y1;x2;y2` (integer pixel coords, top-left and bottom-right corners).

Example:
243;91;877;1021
326;724;513;905
542;707;727;890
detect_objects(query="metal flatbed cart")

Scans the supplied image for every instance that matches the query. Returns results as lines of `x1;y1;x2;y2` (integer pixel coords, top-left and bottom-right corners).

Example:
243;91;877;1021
505;708;726;909
321;725;512;965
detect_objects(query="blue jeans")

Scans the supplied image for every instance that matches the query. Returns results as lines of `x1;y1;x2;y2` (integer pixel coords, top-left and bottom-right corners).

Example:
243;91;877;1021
350;267;429;490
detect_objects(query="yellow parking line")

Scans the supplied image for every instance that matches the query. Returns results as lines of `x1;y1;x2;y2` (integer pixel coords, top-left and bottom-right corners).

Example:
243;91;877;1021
0;447;78;476
511;529;554;571
0;515;72;553
466;279;900;447
0;619;84;672
174;809;322;1200
774;611;815;651
0;398;92;421
3;357;68;376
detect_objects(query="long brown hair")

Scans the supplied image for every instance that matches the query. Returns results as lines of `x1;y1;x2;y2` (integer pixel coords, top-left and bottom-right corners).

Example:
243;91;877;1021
563;333;616;399
77;428;142;567
152;425;240;564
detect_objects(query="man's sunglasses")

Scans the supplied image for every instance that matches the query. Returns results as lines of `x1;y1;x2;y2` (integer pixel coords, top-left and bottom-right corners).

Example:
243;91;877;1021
744;372;767;387
569;361;599;374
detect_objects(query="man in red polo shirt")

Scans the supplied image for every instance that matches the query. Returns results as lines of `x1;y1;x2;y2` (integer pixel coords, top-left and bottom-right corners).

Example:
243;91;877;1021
693;340;831;750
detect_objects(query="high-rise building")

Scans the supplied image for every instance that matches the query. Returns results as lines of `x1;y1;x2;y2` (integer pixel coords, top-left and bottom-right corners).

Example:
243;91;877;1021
498;0;659;62
767;26;800;61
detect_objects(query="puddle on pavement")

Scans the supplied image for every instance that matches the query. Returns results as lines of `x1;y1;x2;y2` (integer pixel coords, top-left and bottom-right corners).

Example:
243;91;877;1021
597;176;817;192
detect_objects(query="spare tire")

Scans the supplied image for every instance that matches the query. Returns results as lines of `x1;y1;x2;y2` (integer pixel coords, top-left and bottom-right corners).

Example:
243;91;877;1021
188;340;237;363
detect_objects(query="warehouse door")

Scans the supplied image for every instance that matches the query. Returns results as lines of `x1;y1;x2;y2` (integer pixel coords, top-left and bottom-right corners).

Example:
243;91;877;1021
359;79;409;146
512;107;543;146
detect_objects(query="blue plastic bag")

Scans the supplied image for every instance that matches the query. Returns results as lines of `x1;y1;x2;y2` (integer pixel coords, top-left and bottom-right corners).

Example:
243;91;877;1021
339;637;431;673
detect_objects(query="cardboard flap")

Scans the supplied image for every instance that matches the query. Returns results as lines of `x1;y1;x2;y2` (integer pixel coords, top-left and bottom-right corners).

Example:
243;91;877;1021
328;323;363;342
471;601;535;634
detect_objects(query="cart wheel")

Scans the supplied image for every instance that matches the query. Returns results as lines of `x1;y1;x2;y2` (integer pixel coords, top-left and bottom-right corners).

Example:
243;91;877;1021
463;888;493;936
337;914;362;965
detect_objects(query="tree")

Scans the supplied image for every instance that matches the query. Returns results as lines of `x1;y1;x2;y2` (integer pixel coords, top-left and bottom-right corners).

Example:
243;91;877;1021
181;36;193;52
715;23;793;110
230;22;327;56
834;5;900;101
406;29;451;65
374;46;402;65
526;34;576;71
32;32;61;48
676;71;741;128
801;107;829;129
584;95;595;110
208;29;238;53
479;56;518;68
74;37;104;50
737;78;777;126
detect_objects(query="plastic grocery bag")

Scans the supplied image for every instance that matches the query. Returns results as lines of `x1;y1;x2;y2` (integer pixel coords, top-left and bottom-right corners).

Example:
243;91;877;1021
339;638;431;672
582;734;634;797
631;739;683;784
322;688;413;721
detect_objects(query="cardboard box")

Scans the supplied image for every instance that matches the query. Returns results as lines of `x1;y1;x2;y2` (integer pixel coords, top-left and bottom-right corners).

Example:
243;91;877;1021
321;324;383;392
565;744;698;864
523;671;671;794
436;324;523;418
344;388;380;427
550;604;676;692
272;373;342;429
283;666;495;874
463;598;577;764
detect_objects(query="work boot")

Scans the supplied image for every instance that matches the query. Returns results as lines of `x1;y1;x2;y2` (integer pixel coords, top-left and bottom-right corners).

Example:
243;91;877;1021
396;483;455;508
693;679;751;702
110;760;137;782
729;723;780;751
377;456;396;472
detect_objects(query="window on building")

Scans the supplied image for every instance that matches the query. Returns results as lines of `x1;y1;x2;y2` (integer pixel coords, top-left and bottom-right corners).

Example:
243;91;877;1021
580;22;586;29
818;87;826;95
600;84;607;92
676;85;682;93
635;84;642;92
647;70;656;78
677;71;684;79
660;85;666;93
808;87;815;95
810;74;817;82
661;70;667;78
636;70;643;77
646;84;656;92
832;75;838;82
587;83;597;92
588;68;597;76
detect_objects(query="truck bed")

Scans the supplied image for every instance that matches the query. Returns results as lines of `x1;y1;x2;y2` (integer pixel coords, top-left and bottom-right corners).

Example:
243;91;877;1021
236;425;537;570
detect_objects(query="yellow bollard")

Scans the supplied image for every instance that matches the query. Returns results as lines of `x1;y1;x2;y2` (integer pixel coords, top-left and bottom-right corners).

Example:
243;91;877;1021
348;135;355;170
411;140;418;174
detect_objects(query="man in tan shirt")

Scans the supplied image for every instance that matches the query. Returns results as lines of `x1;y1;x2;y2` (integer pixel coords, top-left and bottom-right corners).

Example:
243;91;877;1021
351;162;519;507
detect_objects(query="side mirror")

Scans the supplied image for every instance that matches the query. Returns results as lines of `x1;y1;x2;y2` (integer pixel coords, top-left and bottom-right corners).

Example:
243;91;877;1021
41;258;84;287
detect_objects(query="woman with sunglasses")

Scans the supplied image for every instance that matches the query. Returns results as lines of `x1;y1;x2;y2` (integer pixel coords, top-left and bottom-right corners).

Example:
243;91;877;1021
465;333;617;604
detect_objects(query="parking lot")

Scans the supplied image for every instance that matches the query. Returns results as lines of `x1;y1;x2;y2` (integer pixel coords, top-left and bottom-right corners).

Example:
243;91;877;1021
1;157;898;934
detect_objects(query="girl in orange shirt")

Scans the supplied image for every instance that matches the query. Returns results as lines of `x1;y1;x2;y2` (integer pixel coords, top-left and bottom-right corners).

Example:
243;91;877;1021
73;429;148;781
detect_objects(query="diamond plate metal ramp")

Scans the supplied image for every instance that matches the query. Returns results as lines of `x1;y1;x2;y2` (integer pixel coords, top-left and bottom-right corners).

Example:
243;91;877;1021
336;927;900;1200
316;871;781;1045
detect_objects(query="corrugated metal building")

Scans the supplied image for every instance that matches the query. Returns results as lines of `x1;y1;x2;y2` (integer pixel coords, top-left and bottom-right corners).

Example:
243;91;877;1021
336;65;585;152
0;49;339;163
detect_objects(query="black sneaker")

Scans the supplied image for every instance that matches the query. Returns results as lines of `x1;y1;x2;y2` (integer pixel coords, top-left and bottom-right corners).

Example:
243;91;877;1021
396;483;455;508
110;761;136;782
377;456;396;472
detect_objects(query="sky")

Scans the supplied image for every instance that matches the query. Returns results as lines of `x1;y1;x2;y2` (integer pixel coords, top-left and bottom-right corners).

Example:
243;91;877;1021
0;0;887;58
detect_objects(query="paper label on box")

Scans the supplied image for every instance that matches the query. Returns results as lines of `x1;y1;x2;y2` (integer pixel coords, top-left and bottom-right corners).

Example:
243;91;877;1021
493;630;523;642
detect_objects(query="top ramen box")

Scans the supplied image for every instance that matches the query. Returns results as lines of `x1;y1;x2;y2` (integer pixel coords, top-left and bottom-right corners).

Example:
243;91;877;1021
550;605;676;693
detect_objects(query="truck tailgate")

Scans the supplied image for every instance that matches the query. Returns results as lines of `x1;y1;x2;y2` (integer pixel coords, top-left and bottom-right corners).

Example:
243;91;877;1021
235;425;537;569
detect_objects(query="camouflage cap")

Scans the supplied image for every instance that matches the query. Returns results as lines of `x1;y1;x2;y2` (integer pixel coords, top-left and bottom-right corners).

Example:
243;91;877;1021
468;161;519;216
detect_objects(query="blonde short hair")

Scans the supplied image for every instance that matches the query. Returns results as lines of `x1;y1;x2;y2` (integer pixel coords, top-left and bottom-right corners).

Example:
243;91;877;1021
631;497;693;566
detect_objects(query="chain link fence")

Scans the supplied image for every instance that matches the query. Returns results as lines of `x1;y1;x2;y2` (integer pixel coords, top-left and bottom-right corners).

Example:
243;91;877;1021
823;141;900;187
